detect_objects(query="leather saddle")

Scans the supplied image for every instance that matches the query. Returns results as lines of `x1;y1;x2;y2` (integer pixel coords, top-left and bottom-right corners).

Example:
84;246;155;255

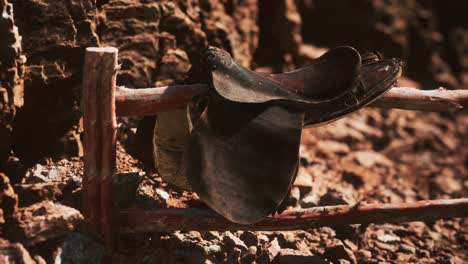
170;46;401;224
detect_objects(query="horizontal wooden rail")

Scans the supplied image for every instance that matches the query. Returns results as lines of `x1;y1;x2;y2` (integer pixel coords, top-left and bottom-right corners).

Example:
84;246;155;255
115;85;208;116
371;87;468;112
118;198;468;233
115;85;468;116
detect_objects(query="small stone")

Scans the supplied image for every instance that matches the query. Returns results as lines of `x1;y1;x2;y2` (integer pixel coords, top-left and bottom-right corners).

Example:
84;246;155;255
27;173;50;183
47;168;59;181
288;187;301;207
374;241;396;251
0;173;18;220
318;190;349;206
430;168;462;196
293;167;314;187
419;249;430;258
7;201;83;245
274;248;327;264
65;176;82;189
115;172;140;207
377;233;400;244
0;238;37;263
155;188;169;200
277;232;298;249
226;247;242;264
14;182;64;207
353;151;392;168
4;156;26;184
223;232;248;253
240;231;258;247
356;249;372;262
34;255;47;264
58;233;104;264
399;243;416;254
257;234;269;245
201;231;221;241
267;238;281;262
300;195;318;208
316;140;350;155
204;244;222;255
240;246;257;264
343;240;357;251
324;245;357;264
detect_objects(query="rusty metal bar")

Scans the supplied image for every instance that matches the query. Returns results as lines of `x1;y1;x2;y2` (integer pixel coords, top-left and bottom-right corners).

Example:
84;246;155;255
118;198;468;233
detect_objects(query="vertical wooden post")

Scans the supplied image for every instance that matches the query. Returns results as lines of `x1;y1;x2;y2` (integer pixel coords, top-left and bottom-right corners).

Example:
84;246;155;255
97;47;118;248
82;47;118;247
82;48;103;237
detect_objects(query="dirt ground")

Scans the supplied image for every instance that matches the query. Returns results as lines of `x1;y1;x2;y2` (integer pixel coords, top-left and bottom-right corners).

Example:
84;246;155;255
2;104;466;263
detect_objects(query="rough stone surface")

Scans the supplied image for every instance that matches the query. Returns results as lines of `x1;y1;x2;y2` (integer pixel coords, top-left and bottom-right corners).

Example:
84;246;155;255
0;172;18;224
0;0;24;166
11;0;98;165
297;0;468;89
98;0;258;88
56;233;104;264
14;182;65;207
0;238;37;264
256;0;302;71
6;200;83;245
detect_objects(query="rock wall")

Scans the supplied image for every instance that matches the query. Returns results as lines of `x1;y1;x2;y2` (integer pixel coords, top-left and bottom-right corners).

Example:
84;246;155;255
2;0;258;166
11;0;99;165
0;0;24;166
297;0;468;89
98;0;258;88
0;0;467;168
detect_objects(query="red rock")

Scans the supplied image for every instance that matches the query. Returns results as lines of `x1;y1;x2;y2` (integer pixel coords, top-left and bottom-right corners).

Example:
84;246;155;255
0;238;37;264
273;248;327;264
0;173;18;223
7;201;83;245
0;0;24;165
323;244;357;264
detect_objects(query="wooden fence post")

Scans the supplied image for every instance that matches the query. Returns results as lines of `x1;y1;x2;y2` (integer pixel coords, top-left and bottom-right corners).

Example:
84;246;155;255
82;47;118;247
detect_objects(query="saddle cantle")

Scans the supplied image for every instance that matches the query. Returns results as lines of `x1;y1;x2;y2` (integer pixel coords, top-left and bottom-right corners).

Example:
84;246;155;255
156;46;402;224
208;46;361;106
270;51;402;127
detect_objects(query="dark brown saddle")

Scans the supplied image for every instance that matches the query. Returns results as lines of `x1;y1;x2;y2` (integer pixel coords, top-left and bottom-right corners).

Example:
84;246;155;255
207;46;361;106
181;46;401;224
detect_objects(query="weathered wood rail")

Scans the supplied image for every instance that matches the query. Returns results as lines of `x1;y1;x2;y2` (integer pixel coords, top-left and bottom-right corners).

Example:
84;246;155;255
81;47;468;248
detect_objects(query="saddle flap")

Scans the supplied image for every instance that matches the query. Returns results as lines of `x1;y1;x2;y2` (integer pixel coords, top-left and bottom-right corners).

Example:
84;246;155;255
183;92;303;224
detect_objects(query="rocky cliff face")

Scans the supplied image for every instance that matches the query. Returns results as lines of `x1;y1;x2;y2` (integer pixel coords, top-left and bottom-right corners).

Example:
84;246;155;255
0;0;467;166
0;0;24;165
297;0;467;89
2;0;259;166
9;0;98;165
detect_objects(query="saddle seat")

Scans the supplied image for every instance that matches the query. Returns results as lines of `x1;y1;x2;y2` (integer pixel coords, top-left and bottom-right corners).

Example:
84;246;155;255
206;46;361;107
270;47;361;99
